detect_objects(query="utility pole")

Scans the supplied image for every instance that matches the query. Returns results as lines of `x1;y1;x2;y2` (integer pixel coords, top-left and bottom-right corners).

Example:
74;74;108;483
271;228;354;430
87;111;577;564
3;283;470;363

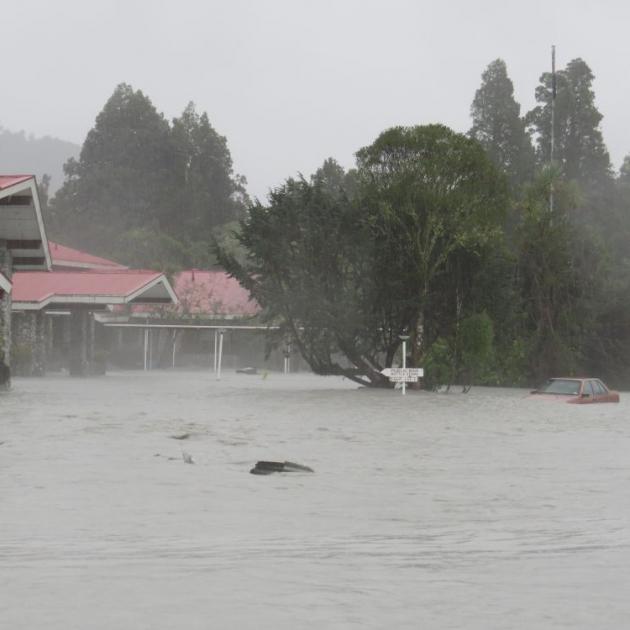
550;44;556;214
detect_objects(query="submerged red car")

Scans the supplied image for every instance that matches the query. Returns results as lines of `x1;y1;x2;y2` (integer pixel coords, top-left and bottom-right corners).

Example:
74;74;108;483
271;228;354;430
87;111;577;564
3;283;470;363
529;378;620;403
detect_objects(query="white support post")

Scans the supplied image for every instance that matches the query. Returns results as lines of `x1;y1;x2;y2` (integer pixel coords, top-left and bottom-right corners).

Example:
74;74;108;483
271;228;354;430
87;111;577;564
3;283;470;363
143;328;149;371
216;330;224;381
401;338;407;396
171;330;177;368
148;328;152;370
213;330;218;373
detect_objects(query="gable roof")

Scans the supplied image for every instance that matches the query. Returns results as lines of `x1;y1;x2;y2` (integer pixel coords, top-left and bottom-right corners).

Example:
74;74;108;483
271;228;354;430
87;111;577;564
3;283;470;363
11;269;177;310
48;241;127;271
0;175;34;190
0;174;51;271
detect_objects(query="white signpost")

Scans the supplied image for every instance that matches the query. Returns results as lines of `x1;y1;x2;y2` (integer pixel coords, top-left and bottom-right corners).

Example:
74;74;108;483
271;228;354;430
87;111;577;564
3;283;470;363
381;335;423;395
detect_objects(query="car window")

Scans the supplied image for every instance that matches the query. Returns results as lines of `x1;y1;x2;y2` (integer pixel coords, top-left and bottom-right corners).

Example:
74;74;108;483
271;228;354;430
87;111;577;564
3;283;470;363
593;380;607;395
583;381;594;396
539;379;581;395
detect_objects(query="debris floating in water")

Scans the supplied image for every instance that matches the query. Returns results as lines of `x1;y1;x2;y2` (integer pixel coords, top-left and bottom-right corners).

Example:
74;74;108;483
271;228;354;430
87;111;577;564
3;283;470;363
182;451;195;464
250;461;314;475
170;433;191;440
236;367;258;375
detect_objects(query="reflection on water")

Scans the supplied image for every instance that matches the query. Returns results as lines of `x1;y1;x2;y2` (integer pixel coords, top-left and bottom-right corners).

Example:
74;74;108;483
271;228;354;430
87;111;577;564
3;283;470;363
2;371;630;629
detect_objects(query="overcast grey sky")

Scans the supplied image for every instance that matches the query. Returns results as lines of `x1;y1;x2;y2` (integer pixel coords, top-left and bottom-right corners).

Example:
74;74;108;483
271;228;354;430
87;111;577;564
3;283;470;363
2;0;629;199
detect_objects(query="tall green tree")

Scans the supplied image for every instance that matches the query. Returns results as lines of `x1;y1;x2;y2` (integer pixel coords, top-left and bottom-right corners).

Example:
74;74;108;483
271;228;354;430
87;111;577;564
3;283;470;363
513;169;610;381
49;85;246;268
170;102;246;238
527;58;611;188
619;154;630;184
50;83;174;252
310;157;359;199
356;125;509;367
469;59;535;188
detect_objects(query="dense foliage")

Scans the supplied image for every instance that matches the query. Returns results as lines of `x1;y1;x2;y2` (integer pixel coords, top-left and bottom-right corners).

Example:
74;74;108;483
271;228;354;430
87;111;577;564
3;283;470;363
219;56;630;389
218;126;509;386
469;59;535;188
40;60;630;389
47;84;246;269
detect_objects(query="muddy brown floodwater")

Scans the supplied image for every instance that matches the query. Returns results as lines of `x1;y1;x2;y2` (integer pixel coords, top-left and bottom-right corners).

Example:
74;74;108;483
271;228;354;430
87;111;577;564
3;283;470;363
1;370;629;629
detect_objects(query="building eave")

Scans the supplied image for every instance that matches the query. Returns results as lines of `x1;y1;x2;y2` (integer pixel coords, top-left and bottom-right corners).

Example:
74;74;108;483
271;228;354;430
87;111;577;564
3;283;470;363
0;176;51;271
0;271;12;294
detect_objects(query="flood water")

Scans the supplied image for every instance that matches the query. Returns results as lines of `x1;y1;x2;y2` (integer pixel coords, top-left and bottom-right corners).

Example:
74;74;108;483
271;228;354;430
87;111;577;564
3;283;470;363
1;371;629;629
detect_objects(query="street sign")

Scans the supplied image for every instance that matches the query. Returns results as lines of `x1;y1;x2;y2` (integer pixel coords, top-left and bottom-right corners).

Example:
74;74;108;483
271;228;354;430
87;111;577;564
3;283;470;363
380;367;423;382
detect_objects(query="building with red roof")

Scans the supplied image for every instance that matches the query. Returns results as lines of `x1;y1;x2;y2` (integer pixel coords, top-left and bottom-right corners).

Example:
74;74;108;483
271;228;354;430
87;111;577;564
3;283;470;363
0;175;50;381
0;174;179;377
130;269;259;319
173;270;259;317
96;268;263;371
1;176;273;376
12;269;175;310
48;241;127;271
11;269;177;375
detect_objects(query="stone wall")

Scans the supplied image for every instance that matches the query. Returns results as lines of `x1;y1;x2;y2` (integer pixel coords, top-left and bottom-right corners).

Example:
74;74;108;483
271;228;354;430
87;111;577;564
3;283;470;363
12;311;47;376
12;310;102;377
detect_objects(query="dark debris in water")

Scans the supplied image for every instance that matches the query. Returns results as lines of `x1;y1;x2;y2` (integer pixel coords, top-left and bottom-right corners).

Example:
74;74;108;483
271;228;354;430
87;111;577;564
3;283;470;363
250;461;314;475
170;433;191;440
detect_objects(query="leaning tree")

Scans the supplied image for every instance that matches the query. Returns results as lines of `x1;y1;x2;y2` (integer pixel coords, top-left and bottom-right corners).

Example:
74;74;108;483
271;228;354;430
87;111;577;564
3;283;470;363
217;125;508;386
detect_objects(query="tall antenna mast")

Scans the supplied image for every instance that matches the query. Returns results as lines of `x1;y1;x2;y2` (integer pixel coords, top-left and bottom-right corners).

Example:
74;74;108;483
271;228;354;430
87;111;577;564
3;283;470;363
550;44;556;213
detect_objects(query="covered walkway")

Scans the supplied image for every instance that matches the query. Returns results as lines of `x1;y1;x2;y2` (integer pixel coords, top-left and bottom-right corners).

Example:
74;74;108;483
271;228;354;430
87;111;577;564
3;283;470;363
11;270;177;375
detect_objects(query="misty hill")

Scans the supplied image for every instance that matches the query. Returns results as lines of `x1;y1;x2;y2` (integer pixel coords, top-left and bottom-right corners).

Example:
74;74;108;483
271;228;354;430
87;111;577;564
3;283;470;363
0;127;79;192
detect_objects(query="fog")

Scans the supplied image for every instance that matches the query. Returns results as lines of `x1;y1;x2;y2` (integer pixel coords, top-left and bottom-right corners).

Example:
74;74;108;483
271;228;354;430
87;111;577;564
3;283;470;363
2;0;630;198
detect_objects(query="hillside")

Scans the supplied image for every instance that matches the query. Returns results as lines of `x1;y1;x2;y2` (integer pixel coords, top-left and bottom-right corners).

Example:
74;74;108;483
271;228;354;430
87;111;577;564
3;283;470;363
0;127;79;192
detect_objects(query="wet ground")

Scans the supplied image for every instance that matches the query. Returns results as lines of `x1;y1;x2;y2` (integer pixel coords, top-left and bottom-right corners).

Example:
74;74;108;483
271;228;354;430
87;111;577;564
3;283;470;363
1;370;629;629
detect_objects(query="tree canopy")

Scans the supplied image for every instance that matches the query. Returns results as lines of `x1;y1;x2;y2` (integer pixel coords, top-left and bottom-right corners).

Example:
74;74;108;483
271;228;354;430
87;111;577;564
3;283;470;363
217;125;508;386
48;84;246;269
527;58;611;187
39;55;630;389
469;59;535;188
216;55;630;389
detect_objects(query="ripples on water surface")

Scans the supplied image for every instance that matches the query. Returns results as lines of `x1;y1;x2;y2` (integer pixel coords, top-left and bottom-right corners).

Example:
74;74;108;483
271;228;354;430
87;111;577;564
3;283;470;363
1;371;629;629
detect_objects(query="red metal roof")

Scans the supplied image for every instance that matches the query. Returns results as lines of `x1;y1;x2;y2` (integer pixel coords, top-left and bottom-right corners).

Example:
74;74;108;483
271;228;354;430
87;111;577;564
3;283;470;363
133;269;259;317
12;270;166;305
0;175;34;191
48;241;127;270
173;270;259;316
